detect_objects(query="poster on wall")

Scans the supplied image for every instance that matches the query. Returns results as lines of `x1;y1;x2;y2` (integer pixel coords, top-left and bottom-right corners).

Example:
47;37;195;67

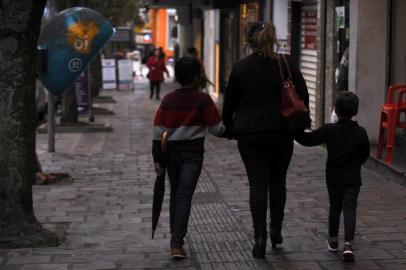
102;58;116;90
75;69;90;116
335;6;345;30
304;10;318;50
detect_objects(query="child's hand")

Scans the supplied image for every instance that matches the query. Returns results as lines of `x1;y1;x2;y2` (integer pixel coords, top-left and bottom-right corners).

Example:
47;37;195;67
154;162;165;176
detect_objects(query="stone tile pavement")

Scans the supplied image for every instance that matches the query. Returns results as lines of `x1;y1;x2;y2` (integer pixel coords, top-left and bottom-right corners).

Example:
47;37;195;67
1;80;406;270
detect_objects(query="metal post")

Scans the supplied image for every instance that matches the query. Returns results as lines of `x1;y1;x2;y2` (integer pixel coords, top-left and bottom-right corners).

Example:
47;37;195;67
47;93;55;153
87;68;95;122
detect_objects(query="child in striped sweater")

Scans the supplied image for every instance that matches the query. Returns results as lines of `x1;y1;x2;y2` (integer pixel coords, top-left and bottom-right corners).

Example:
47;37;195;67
152;57;225;259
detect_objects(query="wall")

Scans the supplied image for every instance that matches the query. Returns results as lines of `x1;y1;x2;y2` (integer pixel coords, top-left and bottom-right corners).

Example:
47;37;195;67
273;0;288;41
391;0;406;84
203;10;216;95
177;6;195;57
349;0;389;142
323;0;336;123
150;9;174;58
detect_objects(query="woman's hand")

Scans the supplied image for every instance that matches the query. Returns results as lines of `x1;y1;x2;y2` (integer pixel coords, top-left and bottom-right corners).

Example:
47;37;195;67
220;128;234;139
154;162;165;176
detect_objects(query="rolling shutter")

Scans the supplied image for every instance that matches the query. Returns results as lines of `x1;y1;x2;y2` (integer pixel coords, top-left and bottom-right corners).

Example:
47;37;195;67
300;5;319;128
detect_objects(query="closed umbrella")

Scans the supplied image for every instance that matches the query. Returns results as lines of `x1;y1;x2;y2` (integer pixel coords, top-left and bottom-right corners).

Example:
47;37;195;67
151;171;165;239
151;131;168;239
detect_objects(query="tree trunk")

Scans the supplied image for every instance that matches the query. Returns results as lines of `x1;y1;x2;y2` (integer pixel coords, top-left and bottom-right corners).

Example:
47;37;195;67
0;0;59;248
60;84;79;124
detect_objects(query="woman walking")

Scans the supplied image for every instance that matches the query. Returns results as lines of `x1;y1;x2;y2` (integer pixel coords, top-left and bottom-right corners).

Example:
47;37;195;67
222;22;309;258
146;48;169;100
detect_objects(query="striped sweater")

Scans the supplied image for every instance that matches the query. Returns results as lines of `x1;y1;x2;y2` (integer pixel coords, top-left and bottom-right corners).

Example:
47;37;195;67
152;88;225;163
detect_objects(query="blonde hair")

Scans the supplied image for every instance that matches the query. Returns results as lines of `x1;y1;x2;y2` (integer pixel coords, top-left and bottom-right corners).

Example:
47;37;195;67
252;21;278;59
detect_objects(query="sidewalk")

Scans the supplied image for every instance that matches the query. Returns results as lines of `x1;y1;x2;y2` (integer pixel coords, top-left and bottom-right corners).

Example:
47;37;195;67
1;80;405;270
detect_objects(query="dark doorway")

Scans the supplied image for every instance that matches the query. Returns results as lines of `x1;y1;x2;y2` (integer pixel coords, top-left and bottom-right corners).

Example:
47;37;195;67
220;9;238;94
291;1;302;68
335;0;350;62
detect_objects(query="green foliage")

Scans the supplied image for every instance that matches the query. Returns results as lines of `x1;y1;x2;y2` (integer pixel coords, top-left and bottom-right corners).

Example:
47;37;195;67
52;0;140;26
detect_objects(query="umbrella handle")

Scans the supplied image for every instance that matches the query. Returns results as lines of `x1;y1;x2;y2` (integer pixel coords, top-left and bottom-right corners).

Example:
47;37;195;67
161;131;168;152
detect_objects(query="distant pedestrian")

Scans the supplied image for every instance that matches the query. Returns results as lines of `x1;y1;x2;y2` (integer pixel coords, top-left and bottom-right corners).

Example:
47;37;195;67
146;48;169;100
335;47;349;92
152;57;226;259
222;21;309;258
187;47;199;59
158;47;166;61
295;92;369;262
331;47;350;122
34;152;56;185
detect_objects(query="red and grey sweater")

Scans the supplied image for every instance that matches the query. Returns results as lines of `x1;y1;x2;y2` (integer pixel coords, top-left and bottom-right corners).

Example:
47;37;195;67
152;88;225;163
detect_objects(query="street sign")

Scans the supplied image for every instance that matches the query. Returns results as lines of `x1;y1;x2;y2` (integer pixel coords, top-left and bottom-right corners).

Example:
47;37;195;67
38;7;115;95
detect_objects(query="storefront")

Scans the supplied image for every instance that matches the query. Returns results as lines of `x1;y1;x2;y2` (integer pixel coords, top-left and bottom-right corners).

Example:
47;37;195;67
289;0;323;128
203;9;220;97
219;9;239;94
239;1;260;57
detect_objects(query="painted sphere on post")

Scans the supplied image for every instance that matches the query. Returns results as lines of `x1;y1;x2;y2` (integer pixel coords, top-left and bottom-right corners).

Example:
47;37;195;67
38;7;115;95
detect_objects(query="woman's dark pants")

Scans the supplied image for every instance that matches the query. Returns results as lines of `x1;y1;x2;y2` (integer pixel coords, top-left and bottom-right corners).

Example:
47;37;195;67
328;185;360;242
167;152;203;248
149;81;161;99
237;132;293;236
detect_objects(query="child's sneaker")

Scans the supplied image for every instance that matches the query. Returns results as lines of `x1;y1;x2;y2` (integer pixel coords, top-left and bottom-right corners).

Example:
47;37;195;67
342;242;355;262
170;247;187;260
327;237;339;252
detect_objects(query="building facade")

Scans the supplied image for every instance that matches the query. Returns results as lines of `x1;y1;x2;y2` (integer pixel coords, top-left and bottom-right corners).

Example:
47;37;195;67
150;0;406;154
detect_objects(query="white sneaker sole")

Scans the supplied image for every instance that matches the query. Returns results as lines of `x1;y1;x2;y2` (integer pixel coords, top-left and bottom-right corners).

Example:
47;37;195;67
328;246;338;252
343;251;354;262
327;241;338;252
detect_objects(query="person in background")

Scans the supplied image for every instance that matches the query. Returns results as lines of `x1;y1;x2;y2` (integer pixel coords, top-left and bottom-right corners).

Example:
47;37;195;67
152;57;226;259
331;47;350;123
295;92;370;263
222;21;309;258
158;47;166;61
34;79;56;185
187;47;200;60
34;153;56;185
335;47;349;92
146;48;169;100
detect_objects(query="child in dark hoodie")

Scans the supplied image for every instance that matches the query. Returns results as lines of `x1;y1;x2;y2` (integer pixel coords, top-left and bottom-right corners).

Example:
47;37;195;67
295;92;370;262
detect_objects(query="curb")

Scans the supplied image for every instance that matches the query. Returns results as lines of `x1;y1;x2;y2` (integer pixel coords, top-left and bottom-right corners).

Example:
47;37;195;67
365;156;406;187
37;123;113;133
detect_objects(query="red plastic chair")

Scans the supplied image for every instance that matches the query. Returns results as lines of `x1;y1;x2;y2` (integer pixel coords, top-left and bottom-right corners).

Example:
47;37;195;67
376;84;406;164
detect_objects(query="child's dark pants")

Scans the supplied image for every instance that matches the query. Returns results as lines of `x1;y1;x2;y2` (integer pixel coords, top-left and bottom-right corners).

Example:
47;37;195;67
327;184;360;242
167;152;203;248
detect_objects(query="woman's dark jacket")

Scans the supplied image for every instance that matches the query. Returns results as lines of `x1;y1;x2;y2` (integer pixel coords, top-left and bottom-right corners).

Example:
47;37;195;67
222;53;309;135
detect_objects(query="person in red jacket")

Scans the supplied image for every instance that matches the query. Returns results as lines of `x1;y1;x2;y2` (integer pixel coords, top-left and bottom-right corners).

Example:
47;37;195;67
146;48;169;100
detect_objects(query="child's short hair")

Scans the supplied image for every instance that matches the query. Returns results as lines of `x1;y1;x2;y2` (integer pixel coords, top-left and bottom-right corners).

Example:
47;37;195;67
175;57;202;86
335;91;359;119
